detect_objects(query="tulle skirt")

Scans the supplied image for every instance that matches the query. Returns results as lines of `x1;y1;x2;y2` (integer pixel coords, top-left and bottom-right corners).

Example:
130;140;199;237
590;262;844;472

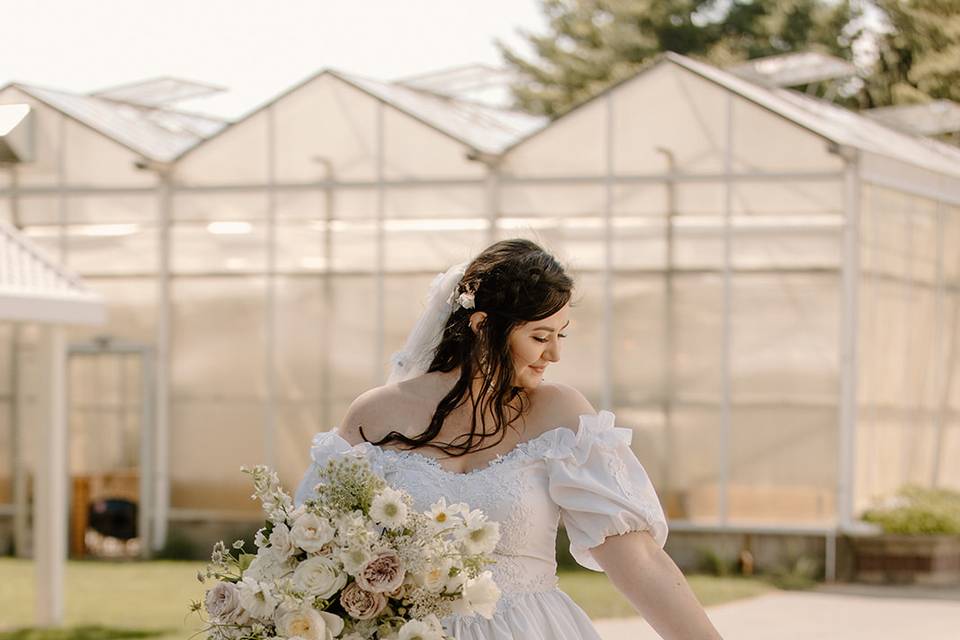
441;588;602;639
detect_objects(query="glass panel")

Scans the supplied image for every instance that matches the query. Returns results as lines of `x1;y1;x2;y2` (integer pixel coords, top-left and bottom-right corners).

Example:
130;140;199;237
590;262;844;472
169;277;266;511
171;222;267;273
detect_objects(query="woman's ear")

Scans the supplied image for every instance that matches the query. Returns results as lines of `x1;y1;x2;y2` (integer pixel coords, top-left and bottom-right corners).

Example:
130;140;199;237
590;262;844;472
468;311;488;335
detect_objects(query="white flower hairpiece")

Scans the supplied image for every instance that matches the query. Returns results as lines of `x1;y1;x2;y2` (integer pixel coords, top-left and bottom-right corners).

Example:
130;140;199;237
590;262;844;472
455;291;475;310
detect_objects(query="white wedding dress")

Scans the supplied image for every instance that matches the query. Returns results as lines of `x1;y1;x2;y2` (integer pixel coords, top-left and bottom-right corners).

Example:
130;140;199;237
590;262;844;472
294;409;669;640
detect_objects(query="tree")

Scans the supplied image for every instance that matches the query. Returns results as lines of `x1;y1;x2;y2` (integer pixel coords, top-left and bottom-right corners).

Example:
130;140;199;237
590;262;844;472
860;0;960;108
497;0;860;117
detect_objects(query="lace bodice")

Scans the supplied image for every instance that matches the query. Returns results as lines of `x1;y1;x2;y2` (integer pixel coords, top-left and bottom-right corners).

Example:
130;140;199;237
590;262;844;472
293;410;669;618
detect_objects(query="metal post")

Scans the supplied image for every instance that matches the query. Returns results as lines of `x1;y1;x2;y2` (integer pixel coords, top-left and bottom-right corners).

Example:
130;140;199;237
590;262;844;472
837;146;861;532
932;186;955;486
311;157;335;431
153;167;172;551
719;93;733;525
485;159;500;247
265;106;277;469
34;325;67;626
375;101;385;385
8;165;28;558
900;192;916;485
655;147;677;506
602;94;614;410
57;115;67;263
139;347;155;558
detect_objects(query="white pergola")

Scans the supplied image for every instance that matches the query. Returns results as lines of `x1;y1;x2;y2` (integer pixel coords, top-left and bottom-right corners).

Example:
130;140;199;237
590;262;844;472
0;212;105;626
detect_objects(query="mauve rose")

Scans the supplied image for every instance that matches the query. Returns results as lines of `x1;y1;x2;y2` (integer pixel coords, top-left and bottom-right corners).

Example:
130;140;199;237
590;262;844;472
204;581;246;623
339;581;388;620
355;551;405;593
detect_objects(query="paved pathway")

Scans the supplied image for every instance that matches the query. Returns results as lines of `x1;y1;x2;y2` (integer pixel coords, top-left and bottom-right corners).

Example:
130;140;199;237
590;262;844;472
594;583;960;640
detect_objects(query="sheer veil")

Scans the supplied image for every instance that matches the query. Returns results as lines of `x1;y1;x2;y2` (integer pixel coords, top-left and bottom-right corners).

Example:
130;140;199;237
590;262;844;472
385;260;471;385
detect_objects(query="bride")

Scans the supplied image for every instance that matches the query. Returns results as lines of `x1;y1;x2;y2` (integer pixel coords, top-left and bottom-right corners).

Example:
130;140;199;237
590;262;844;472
295;238;723;639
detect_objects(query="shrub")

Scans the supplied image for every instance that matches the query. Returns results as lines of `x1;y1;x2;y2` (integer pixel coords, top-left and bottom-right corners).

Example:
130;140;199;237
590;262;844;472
860;485;960;535
153;528;198;560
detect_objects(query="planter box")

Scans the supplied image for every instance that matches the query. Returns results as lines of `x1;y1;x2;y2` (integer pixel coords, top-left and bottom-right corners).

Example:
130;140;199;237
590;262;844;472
850;533;960;585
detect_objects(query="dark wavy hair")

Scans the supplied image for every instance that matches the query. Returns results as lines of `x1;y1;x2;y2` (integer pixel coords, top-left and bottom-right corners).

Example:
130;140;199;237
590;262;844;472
361;238;575;457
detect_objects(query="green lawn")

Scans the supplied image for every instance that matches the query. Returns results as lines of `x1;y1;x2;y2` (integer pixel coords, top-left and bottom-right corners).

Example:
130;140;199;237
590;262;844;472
0;558;778;639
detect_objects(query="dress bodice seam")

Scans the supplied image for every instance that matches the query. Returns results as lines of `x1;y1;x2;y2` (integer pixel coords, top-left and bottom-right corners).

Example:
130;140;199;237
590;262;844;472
322;424;576;478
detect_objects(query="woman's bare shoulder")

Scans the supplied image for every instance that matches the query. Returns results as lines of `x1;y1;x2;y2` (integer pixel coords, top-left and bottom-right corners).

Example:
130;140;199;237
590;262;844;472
335;377;436;445
335;385;403;445
526;381;597;436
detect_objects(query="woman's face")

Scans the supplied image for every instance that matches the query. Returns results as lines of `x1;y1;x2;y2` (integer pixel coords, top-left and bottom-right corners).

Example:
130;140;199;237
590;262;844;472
507;301;570;389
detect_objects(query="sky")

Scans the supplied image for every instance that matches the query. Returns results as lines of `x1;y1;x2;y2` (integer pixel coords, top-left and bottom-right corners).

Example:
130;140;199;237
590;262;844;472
2;0;548;120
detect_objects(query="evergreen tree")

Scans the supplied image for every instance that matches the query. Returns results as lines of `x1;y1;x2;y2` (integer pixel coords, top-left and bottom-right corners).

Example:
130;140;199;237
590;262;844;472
498;0;860;117
860;0;960;108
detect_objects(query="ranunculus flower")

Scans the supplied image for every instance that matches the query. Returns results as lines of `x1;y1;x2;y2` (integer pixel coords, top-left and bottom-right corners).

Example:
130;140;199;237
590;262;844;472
355;551;405;593
369;487;408;529
292;555;347;599
291;512;335;553
339;581;388;620
456;518;500;555
337;544;373;576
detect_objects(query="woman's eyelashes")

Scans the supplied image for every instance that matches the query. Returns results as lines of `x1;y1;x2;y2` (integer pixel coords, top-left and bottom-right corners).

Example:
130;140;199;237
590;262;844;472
533;333;567;343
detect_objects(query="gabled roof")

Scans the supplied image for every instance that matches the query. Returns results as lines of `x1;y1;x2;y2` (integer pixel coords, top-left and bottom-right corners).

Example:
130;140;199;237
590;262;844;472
4;82;228;163
337;71;547;156
668;53;960;178
503;52;960;179
0;220;105;325
175;68;548;162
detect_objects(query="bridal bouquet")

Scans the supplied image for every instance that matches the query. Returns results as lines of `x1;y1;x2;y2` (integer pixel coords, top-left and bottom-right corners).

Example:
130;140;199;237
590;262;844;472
190;456;502;640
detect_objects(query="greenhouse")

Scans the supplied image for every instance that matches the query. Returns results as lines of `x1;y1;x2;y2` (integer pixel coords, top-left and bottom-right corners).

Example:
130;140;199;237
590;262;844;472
2;52;959;579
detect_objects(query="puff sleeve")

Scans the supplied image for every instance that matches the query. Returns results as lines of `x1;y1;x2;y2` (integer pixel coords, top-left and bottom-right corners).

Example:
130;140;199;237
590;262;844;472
542;410;669;572
293;430;359;508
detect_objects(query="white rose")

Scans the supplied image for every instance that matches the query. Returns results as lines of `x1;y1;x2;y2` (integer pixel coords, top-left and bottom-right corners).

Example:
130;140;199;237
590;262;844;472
269;523;296;559
291;512;336;553
292;555;347;599
245;548;295;582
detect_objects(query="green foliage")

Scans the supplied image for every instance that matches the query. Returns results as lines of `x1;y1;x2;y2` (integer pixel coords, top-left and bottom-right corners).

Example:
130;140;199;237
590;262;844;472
694;545;737;576
153;528;198;561
860;0;960;108
860;484;960;534
0;626;166;640
766;555;819;590
498;0;861;116
554;525;578;569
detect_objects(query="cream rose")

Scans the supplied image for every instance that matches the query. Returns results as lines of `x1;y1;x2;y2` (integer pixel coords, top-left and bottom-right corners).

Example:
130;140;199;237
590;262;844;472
292;555;347;599
276;606;344;640
339;581;388;620
291;512;336;553
355;551;405;593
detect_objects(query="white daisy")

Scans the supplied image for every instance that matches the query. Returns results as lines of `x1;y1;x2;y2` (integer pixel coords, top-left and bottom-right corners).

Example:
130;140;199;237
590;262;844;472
369;487;409;529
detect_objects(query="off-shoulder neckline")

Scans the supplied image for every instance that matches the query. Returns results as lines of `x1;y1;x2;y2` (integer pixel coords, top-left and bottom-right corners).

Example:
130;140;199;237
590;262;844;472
321;410;614;478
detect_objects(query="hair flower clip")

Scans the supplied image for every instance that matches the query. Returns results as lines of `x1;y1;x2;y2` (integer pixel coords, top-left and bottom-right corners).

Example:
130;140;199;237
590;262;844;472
455;291;475;310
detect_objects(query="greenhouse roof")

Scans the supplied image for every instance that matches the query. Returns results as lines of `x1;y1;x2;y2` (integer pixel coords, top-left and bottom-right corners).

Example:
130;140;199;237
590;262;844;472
0;220;105;325
666;53;960;179
865;100;960;137
7;82;228;162
337;71;546;156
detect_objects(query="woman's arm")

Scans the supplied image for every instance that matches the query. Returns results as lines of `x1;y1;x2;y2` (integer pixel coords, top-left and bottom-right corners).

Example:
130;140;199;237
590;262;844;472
590;529;724;640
